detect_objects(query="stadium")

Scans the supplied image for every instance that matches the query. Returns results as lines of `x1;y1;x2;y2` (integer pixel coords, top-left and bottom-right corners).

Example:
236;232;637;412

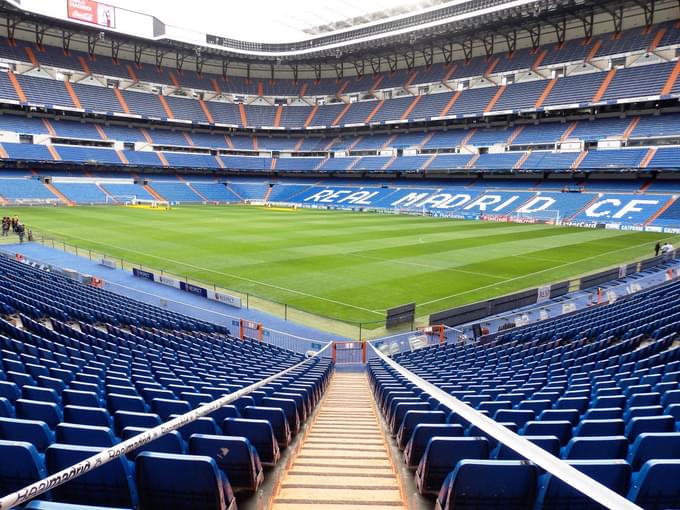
0;0;680;508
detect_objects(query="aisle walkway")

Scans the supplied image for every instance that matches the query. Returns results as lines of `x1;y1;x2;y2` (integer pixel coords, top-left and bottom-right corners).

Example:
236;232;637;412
272;371;406;510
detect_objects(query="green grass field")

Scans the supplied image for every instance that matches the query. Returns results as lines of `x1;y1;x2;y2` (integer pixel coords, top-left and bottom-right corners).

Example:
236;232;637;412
3;205;678;329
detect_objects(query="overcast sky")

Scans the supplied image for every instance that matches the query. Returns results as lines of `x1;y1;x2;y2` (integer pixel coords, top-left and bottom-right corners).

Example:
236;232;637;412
104;0;413;42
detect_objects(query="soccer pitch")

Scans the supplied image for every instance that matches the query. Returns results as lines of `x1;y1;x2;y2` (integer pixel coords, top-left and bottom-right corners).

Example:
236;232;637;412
4;205;678;329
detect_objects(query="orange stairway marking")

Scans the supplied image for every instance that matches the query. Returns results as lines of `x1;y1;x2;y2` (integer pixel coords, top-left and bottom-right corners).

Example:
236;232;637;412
531;49;548;70
418;132;434;148
382;134;398;149
535;78;557;108
182;132;193;146
238;103;248;127
623;117;640;139
400;96;421;120
592;69;616;102
252;136;258;151
274;104;283;127
507;126;524;145
126;65;138;82
47;145;61;161
332;103;352;126
63;80;82;109
645;195;676;225
169;72;181;88
140;129;153;144
513;151;531;170
571;150;588;170
370;75;384;91
78;56;92;75
465;153;480;169
298;82;308;97
404;70;418;89
441;64;458;83
257;81;264;97
422;153;438;170
0;143;8;158
199;100;214;123
42;119;56;136
461;129;477;146
24;47;39;67
336;81;349;97
7;71;27;102
94;125;107;140
44;182;73;205
224;135;234;150
304;105;319;128
158;95;174;118
115;150;128;164
270;158;277;171
294;138;304;152
364;100;384;123
639;147;657;169
215;155;225;169
560;121;578;141
585;40;602;62
639;179;654;193
113;87;130;114
649;28;666;52
211;78;221;94
484;57;500;76
484;85;506;112
156;152;169;167
144;184;165;201
440;90;462;116
661;60;680;95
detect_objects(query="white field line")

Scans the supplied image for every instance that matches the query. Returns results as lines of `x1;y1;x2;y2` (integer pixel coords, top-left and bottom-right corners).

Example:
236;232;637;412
36;228;385;317
420;236;680;306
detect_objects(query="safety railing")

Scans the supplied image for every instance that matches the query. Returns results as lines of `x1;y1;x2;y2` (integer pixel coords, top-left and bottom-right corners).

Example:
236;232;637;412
369;343;642;510
0;342;331;510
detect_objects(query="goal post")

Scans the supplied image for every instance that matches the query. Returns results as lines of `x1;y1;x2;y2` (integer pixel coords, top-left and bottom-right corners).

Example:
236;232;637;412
128;198;171;210
512;209;562;225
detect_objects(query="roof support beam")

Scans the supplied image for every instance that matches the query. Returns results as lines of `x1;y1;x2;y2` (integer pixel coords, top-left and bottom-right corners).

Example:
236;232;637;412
528;24;541;50
422;46;433;67
441;41;453;64
505;30;516;54
133;44;144;66
552;18;566;46
462;40;472;61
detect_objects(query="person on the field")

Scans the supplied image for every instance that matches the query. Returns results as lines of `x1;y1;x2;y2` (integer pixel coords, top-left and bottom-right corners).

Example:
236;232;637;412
661;242;674;258
655;242;661;257
1;217;9;237
16;223;25;243
27;229;33;242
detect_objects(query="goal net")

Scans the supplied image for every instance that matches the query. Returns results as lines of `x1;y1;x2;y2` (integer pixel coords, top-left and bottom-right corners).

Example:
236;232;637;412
128;198;171;210
512;209;562;225
105;195;136;205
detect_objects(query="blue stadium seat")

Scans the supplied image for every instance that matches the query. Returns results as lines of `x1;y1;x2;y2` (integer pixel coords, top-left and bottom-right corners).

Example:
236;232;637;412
45;444;137;508
169;414;219;440
435;460;538;510
627;459;680;510
0;396;14;417
493;435;560;460
120;427;184;459
15;399;62;429
55;423;117;447
403;423;463;468
415;436;489;495
188;434;264;492
222;418;280;466
396;410;446;449
113;411;161;436
242;406;291;447
63;405;112;428
494;409;536;428
627;432;680;470
135;452;237;510
561;436;628;460
535;460;631;510
0;417;53;451
573;419;625;437
62;390;101;409
625;415;674;441
107;394;147;414
522;421;573;446
22;386;60;405
26;502;133;510
150;398;191;421
0;439;46;495
0;380;21;404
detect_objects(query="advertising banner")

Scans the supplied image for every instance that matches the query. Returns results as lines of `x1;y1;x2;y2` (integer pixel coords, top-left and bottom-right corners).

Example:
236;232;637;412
207;290;242;309
67;0;116;28
132;268;154;281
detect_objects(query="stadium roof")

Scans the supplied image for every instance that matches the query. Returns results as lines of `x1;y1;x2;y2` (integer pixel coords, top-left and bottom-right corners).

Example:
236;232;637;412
105;0;443;43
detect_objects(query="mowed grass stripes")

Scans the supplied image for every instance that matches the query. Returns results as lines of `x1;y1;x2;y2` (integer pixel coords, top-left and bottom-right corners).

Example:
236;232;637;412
6;205;678;325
